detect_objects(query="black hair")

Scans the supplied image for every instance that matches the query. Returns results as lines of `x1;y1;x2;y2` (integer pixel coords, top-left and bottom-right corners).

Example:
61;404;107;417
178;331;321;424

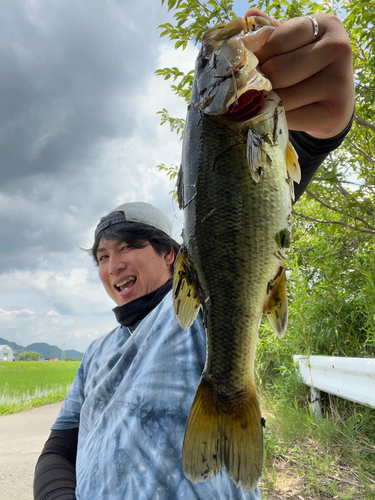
90;221;180;275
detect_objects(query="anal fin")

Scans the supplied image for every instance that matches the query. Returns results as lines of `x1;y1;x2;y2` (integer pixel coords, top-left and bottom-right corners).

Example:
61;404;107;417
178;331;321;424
173;249;201;331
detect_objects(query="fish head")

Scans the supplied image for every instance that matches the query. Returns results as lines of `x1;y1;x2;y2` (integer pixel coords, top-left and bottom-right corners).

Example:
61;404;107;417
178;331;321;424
191;16;275;119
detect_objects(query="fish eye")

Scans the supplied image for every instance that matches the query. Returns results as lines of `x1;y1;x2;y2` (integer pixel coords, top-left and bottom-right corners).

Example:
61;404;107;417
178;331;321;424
199;56;210;69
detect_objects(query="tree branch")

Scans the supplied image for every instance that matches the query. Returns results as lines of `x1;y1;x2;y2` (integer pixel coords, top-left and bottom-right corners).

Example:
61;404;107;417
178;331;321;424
356;82;375;95
317;177;375;198
306;190;340;213
293;211;375;235
345;137;375;165
219;1;232;21
354;115;375;132
306;190;375;231
195;0;212;15
316;178;364;187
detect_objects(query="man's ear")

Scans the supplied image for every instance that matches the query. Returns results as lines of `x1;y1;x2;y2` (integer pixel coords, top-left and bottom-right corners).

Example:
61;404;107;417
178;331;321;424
164;248;175;266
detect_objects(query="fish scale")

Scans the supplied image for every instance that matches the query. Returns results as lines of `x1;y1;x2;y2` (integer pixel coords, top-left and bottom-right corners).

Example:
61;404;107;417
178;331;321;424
189;118;288;387
173;16;300;492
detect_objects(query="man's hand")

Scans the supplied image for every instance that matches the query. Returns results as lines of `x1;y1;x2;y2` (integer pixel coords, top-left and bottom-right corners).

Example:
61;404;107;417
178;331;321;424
245;8;355;139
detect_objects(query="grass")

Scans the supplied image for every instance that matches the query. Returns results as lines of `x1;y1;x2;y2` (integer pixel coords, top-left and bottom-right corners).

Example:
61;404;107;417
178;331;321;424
255;285;375;500
0;361;80;415
258;394;375;500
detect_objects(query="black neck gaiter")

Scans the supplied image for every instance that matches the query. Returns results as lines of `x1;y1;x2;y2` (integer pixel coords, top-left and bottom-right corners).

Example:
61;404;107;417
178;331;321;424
112;278;173;328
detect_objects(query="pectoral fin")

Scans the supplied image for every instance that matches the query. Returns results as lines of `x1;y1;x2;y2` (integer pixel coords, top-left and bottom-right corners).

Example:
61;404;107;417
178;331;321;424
264;265;288;338
286;140;301;183
247;129;268;183
285;140;301;202
173;249;201;330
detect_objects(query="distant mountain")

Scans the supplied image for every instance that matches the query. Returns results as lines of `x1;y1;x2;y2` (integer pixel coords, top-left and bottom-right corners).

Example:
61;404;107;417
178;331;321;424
25;342;62;359
0;337;84;359
0;338;24;352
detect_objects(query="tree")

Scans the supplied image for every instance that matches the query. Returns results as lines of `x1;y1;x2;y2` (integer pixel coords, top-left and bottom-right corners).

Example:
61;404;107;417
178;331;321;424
157;0;374;232
156;0;375;357
17;351;41;361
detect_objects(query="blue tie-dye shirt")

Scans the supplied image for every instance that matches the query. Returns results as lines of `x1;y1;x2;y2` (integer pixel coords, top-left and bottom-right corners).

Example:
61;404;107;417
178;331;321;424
53;291;262;500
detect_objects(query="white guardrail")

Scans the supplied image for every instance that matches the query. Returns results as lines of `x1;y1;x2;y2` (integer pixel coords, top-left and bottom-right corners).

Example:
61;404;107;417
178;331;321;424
293;355;375;418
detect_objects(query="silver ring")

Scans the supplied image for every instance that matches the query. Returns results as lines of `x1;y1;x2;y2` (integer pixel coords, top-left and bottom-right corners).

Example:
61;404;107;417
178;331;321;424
306;15;318;40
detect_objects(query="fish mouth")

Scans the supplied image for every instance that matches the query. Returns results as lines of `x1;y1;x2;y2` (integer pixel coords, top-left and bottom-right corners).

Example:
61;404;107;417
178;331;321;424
114;276;137;292
223;90;263;122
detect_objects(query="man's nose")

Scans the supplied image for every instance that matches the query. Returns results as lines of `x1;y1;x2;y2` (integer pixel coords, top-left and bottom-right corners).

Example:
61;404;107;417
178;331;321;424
108;253;125;275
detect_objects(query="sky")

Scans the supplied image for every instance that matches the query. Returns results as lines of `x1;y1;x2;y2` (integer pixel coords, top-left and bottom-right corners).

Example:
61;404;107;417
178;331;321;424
0;0;250;353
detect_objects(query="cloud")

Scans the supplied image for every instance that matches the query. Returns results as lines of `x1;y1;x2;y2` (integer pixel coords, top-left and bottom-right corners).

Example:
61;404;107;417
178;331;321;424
1;0;166;189
0;0;198;351
0;308;35;319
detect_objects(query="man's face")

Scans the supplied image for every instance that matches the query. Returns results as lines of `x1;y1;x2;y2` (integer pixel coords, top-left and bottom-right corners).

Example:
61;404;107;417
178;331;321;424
97;239;174;307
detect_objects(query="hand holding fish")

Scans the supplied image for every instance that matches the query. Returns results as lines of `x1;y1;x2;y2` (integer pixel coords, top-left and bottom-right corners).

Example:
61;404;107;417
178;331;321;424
244;8;355;139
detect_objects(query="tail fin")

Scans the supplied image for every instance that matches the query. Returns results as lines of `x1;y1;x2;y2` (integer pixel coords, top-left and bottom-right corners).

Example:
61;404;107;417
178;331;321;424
182;376;263;492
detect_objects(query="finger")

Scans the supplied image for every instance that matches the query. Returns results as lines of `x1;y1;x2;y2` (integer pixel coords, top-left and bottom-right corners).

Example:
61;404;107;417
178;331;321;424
276;68;340;113
285;104;338;139
243;8;280;27
276;54;354;111
255;15;325;63
258;16;351;89
278;67;354;138
259;41;333;90
284;101;354;139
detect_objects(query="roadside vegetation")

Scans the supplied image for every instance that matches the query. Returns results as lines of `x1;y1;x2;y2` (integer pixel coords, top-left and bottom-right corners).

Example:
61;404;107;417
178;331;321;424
259;394;375;499
256;323;375;499
157;0;375;498
0;361;80;415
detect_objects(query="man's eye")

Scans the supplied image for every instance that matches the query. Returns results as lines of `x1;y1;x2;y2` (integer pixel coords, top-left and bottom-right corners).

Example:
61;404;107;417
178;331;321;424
98;255;108;262
121;245;131;252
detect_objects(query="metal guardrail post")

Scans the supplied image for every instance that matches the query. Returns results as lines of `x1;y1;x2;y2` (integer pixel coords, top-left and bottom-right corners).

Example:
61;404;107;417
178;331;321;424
310;386;322;421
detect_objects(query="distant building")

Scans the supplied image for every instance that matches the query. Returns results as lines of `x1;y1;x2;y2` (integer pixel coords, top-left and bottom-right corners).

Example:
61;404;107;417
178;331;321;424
0;345;15;362
46;357;59;362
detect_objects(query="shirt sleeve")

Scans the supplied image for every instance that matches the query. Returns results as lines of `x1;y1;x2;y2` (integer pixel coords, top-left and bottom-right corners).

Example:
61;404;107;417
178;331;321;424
52;360;85;430
290;115;353;203
33;428;78;500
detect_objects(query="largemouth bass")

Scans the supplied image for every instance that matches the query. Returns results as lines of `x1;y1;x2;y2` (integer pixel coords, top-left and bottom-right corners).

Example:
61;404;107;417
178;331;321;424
173;16;300;492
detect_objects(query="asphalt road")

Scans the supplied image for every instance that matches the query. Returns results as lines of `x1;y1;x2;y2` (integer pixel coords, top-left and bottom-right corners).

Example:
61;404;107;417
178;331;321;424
0;402;63;500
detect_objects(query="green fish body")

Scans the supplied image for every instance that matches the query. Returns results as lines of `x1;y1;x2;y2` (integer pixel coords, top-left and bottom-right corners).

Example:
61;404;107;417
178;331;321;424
173;16;300;492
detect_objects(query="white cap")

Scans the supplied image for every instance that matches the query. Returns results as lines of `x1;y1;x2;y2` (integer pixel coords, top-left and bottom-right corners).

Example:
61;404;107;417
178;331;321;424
95;202;174;241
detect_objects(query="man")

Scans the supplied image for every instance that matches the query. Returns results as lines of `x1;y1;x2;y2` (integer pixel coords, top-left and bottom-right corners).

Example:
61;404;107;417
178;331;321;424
34;10;355;500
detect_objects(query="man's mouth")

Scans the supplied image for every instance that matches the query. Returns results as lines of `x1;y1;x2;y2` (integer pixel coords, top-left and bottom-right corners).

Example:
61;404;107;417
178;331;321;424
114;277;136;292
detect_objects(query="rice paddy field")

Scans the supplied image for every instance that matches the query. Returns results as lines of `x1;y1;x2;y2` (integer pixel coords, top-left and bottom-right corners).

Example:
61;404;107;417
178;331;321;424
0;360;80;415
